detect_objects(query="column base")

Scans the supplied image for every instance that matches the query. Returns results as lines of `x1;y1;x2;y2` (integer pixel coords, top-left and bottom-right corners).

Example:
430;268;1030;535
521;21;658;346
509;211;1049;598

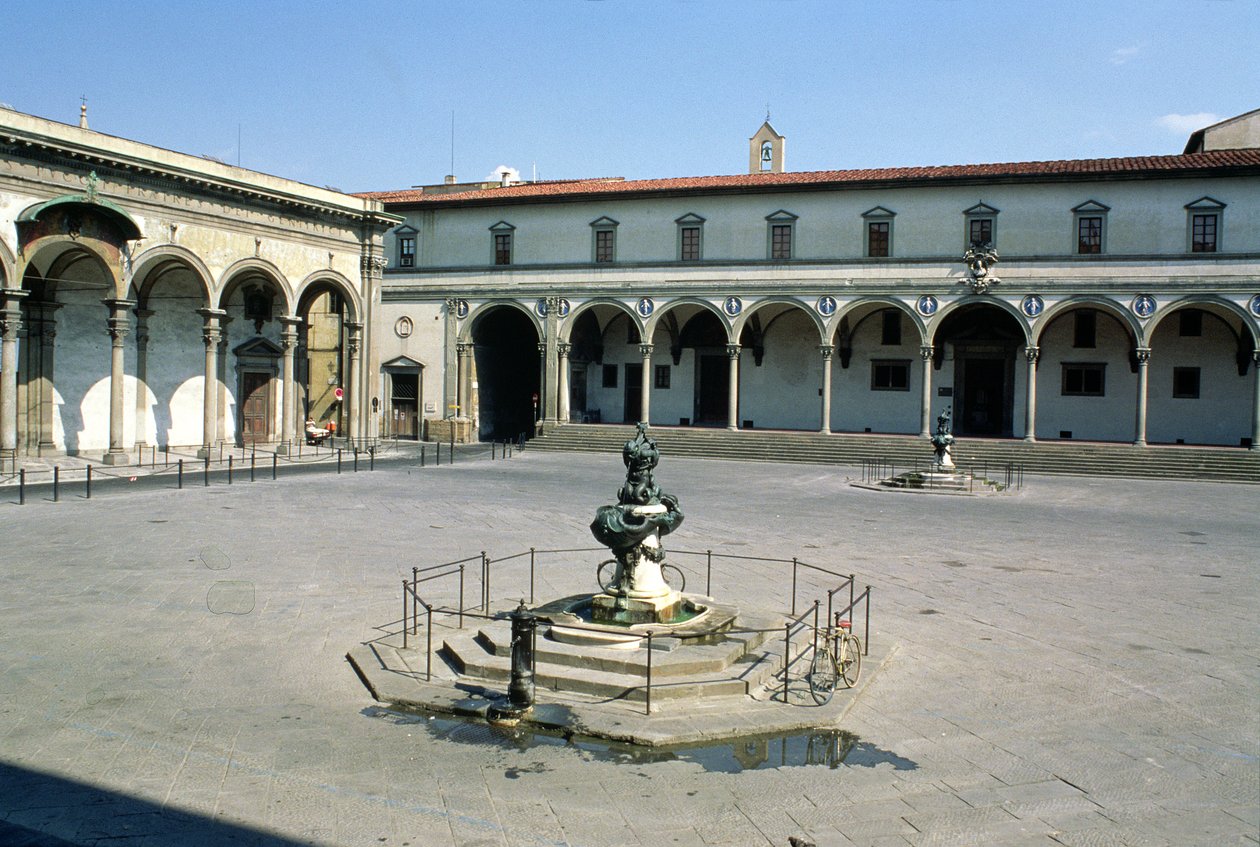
1132;440;1147;447
101;451;130;467
726;425;738;432
276;442;292;456
1023;435;1037;443
196;446;213;459
819;427;831;435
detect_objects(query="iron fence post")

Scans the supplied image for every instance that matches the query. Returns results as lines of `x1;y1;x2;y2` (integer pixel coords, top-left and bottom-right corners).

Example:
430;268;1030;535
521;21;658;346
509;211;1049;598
458;564;465;629
645;631;653;716
790;557;798;615
864;586;871;655
481;550;489;612
706;549;712;596
849;575;855;626
412;566;419;636
529;547;536;604
425;603;434;681
402;579;408;649
783;623;791;703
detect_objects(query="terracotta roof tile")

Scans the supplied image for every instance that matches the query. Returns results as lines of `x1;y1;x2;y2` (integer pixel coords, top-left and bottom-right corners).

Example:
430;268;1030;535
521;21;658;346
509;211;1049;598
356;150;1260;206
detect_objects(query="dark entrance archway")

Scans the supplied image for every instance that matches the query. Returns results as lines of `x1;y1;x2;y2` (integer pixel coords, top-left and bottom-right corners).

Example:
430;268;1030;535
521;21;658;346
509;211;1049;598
471;307;539;440
934;305;1024;437
678;311;728;425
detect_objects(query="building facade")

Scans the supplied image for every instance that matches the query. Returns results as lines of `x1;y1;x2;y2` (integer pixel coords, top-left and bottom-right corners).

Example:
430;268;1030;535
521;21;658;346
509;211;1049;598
367;113;1260;450
0;108;398;464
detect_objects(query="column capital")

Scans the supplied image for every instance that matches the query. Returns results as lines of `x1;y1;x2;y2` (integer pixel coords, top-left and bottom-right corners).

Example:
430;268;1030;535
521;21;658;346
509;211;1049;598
278;314;304;329
345;320;364;335
819;344;834;360
197;307;228;324
1024;345;1040;364
104;299;134;343
1135;346;1152;364
726;343;741;360
537;342;548;355
1252;350;1260;366
456;341;472;356
558;341;572;357
919;345;934;361
639;343;654;358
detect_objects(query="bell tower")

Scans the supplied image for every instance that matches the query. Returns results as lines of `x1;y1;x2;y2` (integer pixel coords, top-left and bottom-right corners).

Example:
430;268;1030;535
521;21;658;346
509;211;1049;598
749;119;785;174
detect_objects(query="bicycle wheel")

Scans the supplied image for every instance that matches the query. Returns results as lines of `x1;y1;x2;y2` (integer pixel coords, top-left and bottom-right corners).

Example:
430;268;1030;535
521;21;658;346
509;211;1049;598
808;641;838;705
596;559;619;593
838;634;862;688
660;563;686;592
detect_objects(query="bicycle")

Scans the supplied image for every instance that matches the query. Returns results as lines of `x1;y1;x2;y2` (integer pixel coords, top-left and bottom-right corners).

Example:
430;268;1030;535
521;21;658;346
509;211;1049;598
807;615;862;705
596;559;686;594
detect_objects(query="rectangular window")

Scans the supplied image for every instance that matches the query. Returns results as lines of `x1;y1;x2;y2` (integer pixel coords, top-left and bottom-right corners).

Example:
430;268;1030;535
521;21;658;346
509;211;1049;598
871;360;910;391
1179;309;1203;337
654;365;670;389
881;310;902;346
680;226;701;261
399;236;415;267
770;224;792;259
594;229;615;263
1073;310;1096;349
1191;214;1218;252
969;218;993;247
1077;217;1102;254
601;364;617;388
867;221;890;258
1062;363;1106;396
494;232;512;265
1173;367;1201;399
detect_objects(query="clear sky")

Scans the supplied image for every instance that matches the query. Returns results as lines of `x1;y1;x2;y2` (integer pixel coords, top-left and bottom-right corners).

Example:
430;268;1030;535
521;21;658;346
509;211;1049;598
3;1;1257;193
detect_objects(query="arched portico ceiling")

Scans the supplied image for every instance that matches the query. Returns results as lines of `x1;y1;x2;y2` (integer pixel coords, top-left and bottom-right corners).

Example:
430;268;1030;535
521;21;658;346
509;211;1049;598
831;296;927;345
732;298;827;344
1032;296;1141;347
217;258;293;313
1143;295;1260;347
129;244;214;308
295;270;360;323
931;297;1031;347
0;236;16;288
17;192;143;243
644;297;732;344
28;243;115;298
458;299;543;343
561;297;641;343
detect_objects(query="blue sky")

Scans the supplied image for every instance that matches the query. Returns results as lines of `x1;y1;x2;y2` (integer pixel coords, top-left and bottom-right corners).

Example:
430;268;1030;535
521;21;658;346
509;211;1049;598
3;1;1257;192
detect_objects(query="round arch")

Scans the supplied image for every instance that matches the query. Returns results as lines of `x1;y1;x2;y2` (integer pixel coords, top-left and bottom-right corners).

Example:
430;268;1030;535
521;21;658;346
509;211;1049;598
832;296;928;345
294;270;360;323
458;299;543;344
644;297;732;343
1144;295;1260;348
129;244;214;308
216;258;293;313
732;297;827;343
560;297;641;343
17;195;143;243
0;236;17;288
1032;296;1140;348
930;297;1031;347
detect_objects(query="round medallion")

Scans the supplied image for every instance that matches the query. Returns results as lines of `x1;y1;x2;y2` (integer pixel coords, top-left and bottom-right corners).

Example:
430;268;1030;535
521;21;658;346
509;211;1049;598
455;299;469;319
556;298;571;318
1132;294;1157;319
817;295;836;316
1249;294;1260;318
535;298;549;317
393;316;413;338
723;296;742;317
637;297;654;317
917;295;939;317
1021;294;1044;318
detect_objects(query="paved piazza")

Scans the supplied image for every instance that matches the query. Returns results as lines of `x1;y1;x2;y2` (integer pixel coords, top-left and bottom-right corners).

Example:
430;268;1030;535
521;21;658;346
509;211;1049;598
1;450;1256;847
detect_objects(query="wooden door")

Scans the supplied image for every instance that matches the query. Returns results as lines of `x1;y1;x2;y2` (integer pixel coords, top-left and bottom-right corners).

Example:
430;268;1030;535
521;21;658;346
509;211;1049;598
240;372;271;444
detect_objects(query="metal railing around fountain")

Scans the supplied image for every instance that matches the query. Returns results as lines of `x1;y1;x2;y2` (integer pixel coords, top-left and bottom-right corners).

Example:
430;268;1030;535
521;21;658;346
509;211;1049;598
861;458;1024;491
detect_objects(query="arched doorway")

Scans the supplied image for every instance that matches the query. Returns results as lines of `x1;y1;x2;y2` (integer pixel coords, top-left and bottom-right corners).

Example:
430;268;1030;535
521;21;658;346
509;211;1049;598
934;304;1025;437
223;268;291;446
471;306;539;440
296;284;351;436
676;309;729;426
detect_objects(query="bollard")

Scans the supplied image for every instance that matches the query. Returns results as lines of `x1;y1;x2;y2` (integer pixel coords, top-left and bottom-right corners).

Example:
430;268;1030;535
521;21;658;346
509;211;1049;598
250;452;256;482
228;455;233;485
178;459;183;489
86;465;92;499
369;447;375;471
19;468;25;505
507;600;537;709
53;466;60;502
353;450;358;473
272;453;277;480
204;456;210;487
337;449;342;474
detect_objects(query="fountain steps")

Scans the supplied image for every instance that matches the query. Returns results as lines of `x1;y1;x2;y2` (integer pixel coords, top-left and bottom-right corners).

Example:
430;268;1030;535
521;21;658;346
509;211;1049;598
440;613;796;702
530;423;1260;483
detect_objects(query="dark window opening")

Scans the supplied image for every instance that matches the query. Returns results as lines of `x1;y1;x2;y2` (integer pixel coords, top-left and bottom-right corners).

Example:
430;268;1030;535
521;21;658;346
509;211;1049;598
1062;363;1105;396
680;226;700;261
969;218;993;247
602;364;617;388
594;229;615;263
1173;367;1201;399
871;360;910;391
867;221;890;257
770;224;792;259
1192;214;1217;252
1073;310;1097;349
1077;217;1102;254
399;236;415;267
494;232;512;265
881;310;902;346
654;365;670;389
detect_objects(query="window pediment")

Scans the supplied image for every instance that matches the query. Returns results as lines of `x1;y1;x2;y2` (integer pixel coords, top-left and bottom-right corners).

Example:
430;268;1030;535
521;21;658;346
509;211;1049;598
1071;200;1110;214
675;212;706;225
861;206;896;219
963;202;1000;216
1184;196;1226;211
589;216;619;228
489;220;516;232
765;209;798;222
383;355;423;369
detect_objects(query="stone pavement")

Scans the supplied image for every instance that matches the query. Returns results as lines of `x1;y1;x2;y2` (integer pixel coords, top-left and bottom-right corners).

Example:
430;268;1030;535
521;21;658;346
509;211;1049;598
0;448;1256;846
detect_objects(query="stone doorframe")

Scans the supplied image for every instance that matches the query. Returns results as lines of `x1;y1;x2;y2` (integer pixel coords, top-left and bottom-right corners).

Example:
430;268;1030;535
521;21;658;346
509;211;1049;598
232;337;282;444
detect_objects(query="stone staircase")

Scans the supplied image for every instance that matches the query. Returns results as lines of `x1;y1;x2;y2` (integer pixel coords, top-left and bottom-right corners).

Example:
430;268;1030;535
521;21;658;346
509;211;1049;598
528;423;1260;484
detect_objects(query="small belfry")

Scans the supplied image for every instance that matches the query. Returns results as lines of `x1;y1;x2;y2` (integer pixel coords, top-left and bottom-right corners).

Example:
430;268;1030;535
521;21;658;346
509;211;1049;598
749;117;785;174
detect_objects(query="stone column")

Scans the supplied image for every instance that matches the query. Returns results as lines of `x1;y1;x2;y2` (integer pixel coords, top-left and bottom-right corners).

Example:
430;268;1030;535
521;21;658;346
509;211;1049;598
443;298;460;420
133;309;153;450
0;288;28;457
1251;351;1260;451
455;341;471;418
726;344;741;431
819;345;833;434
1133;347;1151;447
216;316;231;445
276;316;301;454
558;342;572;423
1023;345;1040;443
537;342;548;428
919;346;934;438
35;303;60;453
197;309;225;458
346;321;362;441
544;299;560;424
639;343;653;425
102;298;135;466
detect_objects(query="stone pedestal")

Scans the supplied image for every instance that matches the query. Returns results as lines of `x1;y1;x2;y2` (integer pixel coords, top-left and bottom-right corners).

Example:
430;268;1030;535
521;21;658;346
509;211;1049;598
591;505;683;625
